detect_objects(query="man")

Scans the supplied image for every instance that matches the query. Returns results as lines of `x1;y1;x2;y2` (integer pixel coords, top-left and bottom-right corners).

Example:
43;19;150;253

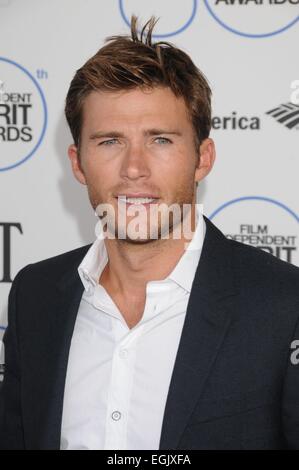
1;16;299;450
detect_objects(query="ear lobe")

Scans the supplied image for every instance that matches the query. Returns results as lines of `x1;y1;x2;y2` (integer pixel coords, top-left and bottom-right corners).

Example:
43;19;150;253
68;144;87;185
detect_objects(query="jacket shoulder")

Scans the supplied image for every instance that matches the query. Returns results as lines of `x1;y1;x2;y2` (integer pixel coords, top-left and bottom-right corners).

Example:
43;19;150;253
204;216;299;284
229;236;299;277
228;237;299;307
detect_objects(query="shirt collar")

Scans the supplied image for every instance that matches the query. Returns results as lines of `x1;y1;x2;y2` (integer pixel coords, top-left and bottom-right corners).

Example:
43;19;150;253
167;205;205;292
78;204;205;294
78;236;108;293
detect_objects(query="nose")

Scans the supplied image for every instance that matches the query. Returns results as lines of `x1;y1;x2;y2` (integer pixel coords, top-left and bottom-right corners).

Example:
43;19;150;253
120;141;151;181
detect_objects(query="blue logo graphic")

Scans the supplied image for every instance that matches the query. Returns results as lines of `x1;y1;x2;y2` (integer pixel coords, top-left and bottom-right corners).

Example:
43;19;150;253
0;57;48;172
0;325;5;331
204;0;299;38
119;0;198;37
209;196;299;222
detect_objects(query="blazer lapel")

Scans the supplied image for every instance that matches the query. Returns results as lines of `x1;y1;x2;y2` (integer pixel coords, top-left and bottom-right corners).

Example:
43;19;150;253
30;246;90;449
159;217;239;449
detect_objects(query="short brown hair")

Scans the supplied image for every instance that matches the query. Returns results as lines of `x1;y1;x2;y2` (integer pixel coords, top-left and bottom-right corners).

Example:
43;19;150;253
65;15;212;152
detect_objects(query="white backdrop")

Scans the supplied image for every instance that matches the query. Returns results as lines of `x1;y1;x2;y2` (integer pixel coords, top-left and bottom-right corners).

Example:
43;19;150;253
0;0;298;351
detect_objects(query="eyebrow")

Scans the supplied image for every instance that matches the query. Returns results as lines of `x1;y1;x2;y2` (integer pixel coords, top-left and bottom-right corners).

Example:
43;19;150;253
89;128;183;140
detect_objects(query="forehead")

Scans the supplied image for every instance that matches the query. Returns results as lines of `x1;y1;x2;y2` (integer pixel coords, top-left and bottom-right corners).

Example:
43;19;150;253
81;86;191;129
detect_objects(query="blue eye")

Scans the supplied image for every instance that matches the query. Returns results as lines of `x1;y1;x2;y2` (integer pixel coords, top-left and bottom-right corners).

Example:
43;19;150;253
155;137;171;144
99;139;118;146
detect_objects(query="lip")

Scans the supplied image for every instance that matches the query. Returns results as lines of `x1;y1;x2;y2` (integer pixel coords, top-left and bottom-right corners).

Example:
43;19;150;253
115;194;160;198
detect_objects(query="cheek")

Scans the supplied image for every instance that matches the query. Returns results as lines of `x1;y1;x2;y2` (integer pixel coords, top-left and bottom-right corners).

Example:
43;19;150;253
168;164;195;186
152;153;195;188
83;156;116;186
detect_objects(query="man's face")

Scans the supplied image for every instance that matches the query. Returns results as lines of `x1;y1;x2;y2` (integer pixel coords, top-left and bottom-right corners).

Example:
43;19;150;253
68;86;215;243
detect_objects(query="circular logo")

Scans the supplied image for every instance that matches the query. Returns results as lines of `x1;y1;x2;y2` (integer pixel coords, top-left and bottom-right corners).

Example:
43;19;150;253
210;196;299;266
204;0;299;38
0;57;47;171
119;0;198;37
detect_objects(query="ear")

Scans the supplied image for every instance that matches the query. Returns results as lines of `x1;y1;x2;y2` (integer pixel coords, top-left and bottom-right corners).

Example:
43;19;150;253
67;144;87;185
194;137;216;185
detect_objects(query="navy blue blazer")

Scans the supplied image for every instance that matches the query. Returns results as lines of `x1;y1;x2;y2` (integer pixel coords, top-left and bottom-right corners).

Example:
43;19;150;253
1;216;299;450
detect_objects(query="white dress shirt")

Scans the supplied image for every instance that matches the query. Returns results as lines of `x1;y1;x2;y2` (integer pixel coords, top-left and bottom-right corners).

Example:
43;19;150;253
60;206;206;450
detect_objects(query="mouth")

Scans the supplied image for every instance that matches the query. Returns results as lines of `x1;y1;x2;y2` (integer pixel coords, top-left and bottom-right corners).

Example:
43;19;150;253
115;195;160;207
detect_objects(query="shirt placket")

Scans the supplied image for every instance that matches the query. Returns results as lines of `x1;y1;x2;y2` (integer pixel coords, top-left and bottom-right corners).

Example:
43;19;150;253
103;320;145;450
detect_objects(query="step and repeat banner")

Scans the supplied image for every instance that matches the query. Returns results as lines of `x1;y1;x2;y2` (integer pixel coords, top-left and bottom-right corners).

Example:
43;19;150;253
0;1;298;367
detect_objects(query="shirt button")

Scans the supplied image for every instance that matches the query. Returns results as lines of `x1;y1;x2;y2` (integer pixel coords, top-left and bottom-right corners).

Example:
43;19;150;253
111;411;121;421
119;348;128;358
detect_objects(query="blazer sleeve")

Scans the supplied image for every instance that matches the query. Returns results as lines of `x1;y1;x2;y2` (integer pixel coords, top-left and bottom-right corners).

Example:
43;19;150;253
0;266;29;450
282;312;299;449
